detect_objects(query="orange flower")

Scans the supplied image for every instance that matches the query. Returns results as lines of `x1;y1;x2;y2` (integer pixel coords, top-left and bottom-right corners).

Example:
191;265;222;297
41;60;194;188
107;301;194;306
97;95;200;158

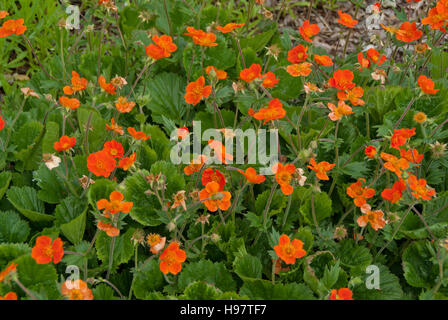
184;155;207;175
205;65;228;80
413;112;427;123
160;242;187;275
184;76;212;105
118;152;137;171
0;292;17;300
364;145;377;158
202;168;226;191
97;220;120;237
307;158;335;180
199;181;232;212
337;10;358;28
128;127;150;141
98;75;116;95
304;82;323;94
422;0;448;31
148;234;166;254
274;234;306;265
287;44;308;64
272;163;296;195
381;179;406;203
237;167;266;184
184;26;218;47
329;69;355;91
252;98;286;124
177;126;189;140
0;263;17;282
366;48;386;66
382;22;422;42
400;148;424;164
330;288;353;300
97;190;133;215
63;85;74;95
0;11;9;19
106;117;124;135
327;101;353;121
31;236;64;265
59;96;80;110
145;35;177;60
69;71;88;93
61;280;94;300
346;178;375;207
0;19;26;38
87;150;116;177
115;96;136;113
286;62;312;77
239;64;262;82
380;152;409;177
261;72;280;87
357;204;386;231
103;140;124;159
357;52;371;70
54;136;76;152
208;139;233;164
408;175;436;200
216;23;245;33
417;75;439;95
299;19;320;42
314;55;333;66
391;128;416;149
0;115;4;131
337;87;364;106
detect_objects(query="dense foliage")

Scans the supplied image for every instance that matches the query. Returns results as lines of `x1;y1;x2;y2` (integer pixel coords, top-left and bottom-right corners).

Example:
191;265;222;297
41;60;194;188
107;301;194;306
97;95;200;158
0;0;447;300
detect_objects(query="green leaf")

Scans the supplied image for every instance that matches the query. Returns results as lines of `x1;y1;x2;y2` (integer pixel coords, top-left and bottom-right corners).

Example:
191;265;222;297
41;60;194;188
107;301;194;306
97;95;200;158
13;255;57;289
335;240;372;276
233;254;262;281
300;192;332;225
124;169;160;226
0;171;12;200
0;243;31;269
131;259;165;300
240;22;277;52
7;186;54;222
126;163;185;226
144;72;186;125
33;163;68;204
41;121;59;154
95;227;135;270
93;284;119;300
240;280;315;300
354;264;404;300
321;261;341;290
180;281;222;300
77;107;106;152
178;260;236;292
0;211;30;243
12;120;43;151
402;240;446;288
59;209;87;245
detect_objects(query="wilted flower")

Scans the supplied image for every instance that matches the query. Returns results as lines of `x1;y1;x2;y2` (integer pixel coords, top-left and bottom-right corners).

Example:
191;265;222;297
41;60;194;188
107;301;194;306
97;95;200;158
196;214;210;225
79;175;95;189
42;153;61;170
131;229;146;246
21;87;40;98
333;226;348;241
429;141;447;158
371;69;387;84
